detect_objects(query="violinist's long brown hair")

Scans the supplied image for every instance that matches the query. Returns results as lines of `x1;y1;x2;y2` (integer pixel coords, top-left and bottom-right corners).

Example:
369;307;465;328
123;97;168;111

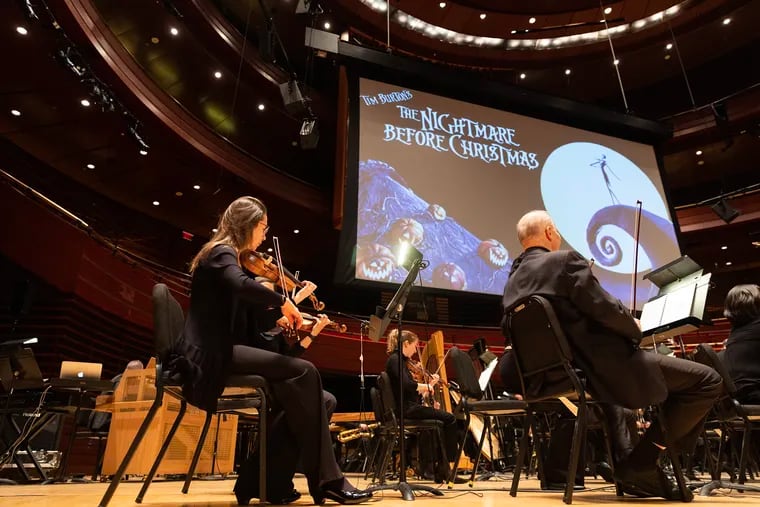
386;328;419;354
189;196;266;273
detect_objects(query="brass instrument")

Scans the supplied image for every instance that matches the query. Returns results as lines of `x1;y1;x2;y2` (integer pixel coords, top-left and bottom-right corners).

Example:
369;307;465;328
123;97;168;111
336;423;380;443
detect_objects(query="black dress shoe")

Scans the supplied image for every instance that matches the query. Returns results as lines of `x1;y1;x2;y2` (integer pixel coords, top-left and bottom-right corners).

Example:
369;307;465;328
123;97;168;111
543;482;585;491
317;485;373;505
235;488;301;505
614;461;692;501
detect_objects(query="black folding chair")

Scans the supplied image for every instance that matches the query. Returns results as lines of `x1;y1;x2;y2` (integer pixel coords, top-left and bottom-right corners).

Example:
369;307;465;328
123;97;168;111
447;346;525;485
99;284;270;507
504;295;633;504
691;343;760;496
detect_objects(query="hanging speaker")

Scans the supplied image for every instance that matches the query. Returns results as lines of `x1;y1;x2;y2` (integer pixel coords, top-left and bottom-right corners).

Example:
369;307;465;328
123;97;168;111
711;198;740;224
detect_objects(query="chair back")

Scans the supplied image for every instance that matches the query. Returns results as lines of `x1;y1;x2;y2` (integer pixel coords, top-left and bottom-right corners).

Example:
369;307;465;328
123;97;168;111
152;283;184;364
691;343;737;419
504;295;579;401
377;372;399;426
449;347;484;400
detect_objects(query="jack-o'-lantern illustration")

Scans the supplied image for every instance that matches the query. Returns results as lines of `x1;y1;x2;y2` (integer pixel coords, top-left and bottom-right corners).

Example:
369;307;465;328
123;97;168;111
356;243;396;281
388;218;424;247
432;262;467;290
477;239;509;269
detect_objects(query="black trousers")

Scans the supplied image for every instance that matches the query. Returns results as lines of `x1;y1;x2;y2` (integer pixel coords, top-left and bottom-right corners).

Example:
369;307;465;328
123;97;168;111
406;404;459;476
230;345;342;499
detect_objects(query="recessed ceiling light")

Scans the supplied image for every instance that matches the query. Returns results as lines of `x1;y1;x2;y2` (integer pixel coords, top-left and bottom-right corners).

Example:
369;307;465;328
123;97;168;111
175;191;183;197
139;149;148;156
10;109;21;117
564;68;571;75
213;71;222;79
150;36;160;44
722;18;731;25
697;160;704;165
666;43;673;50
152;201;160;206
323;22;331;30
193;184;201;190
480;13;487;20
721;245;728;250
86;163;95;169
604;7;612;15
16;26;28;36
257;103;265;111
170;27;179;36
212;228;218;233
664;54;671;60
529;17;536;24
80;99;91;107
725;261;732;266
267;247;273;252
519;73;526;79
613;59;620;65
752;241;760;248
293;229;300;234
696;150;702;155
510;29;517;34
439;2;446;8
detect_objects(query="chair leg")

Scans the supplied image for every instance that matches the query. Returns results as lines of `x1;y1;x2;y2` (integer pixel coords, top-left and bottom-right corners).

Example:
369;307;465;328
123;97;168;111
98;391;164;507
739;420;752;484
182;411;213;494
136;399;187;503
258;392;267;504
448;413;470;487
563;404;586;505
511;412;533;497
597;406;623;497
469;415;489;486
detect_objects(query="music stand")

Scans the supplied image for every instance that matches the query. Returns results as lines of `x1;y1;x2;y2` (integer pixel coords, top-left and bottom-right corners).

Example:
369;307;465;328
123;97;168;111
366;244;442;501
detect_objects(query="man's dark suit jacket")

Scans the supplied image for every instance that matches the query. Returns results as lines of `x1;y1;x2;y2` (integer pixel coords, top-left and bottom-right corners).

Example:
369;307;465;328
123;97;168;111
501;246;668;409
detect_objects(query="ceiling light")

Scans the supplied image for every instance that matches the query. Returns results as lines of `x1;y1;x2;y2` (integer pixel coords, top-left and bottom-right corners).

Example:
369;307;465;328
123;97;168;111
664;54;671;60
665;43;673;50
721;245;728;250
80;99;91;107
175;191;183;197
213;71;222;79
193;184;200;190
139;149;148;156
529;17;536;24
752;241;760;248
439;2;446;8
293;229;300;234
604;7;612;15
257;103;265;111
152;201;160;206
212;228;218;233
722;18;731;25
323;22;331;30
519;73;526;79
564;68;571;75
86;163;95;169
696;150;702;155
725;261;732;266
169;27;179;36
510;30;517;34
613;59;620;65
697;160;704;165
10;109;21;117
267;247;273;252
480;13;486;20
16;26;28;36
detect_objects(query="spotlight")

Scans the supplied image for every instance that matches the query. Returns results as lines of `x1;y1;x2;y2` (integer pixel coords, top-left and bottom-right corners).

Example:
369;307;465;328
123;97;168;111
279;79;310;115
711;198;740;224
299;117;319;150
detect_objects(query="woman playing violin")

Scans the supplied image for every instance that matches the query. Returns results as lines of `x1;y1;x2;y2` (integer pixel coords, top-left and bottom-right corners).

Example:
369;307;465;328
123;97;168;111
171;196;371;506
385;328;459;483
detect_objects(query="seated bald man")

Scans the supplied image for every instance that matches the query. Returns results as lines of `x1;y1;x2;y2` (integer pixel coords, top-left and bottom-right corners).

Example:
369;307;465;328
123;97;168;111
500;210;722;500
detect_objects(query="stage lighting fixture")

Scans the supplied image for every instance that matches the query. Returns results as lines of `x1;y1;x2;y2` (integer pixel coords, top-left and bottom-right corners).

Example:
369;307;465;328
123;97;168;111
299;117;319;150
280;79;310;115
711;198;740;224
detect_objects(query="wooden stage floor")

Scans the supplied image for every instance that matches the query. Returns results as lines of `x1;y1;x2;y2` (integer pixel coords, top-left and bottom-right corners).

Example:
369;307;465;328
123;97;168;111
2;473;760;507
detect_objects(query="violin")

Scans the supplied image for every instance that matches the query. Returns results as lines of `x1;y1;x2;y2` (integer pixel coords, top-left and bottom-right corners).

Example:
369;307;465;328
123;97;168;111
239;249;325;311
300;312;347;333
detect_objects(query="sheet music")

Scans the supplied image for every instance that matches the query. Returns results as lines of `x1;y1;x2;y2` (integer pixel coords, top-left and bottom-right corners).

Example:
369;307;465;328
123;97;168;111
661;283;696;324
640;296;666;332
478;358;498;392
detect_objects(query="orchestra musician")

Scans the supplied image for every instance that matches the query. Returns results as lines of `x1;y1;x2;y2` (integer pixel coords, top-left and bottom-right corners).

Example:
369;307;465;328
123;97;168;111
500;210;722;501
385;328;459;483
723;284;760;404
170;196;372;506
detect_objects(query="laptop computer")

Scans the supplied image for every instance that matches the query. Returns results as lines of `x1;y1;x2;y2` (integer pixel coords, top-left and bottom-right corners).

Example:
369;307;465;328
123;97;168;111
59;361;103;381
